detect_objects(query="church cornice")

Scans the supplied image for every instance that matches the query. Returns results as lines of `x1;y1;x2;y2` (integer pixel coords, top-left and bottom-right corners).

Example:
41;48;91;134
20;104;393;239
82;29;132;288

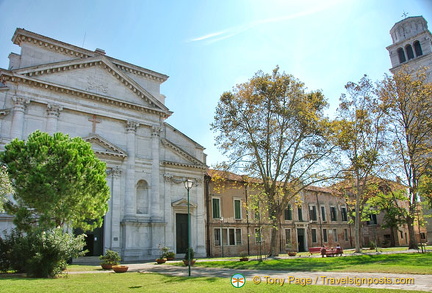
12;28;168;83
12;56;170;113
386;30;432;49
0;69;172;119
162;160;207;170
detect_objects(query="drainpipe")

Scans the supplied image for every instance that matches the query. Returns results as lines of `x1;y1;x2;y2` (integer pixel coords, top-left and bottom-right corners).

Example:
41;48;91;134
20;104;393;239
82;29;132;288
245;182;250;256
204;175;211;257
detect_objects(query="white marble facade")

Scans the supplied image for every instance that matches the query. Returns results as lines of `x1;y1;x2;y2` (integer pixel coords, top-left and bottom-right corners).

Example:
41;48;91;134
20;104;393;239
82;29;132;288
0;29;207;260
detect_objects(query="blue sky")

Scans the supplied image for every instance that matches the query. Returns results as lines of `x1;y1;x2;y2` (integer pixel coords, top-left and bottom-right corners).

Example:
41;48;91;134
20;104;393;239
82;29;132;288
1;0;431;166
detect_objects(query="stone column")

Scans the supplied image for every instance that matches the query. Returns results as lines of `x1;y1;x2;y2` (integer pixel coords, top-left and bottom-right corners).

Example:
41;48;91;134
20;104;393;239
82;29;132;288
124;120;138;219
195;180;207;257
150;126;162;220
10;96;29;139
46;104;63;134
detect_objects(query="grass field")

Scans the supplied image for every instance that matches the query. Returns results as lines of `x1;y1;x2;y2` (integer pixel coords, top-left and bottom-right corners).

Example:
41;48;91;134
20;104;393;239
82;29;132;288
1;252;430;292
192;252;432;274
0;273;427;293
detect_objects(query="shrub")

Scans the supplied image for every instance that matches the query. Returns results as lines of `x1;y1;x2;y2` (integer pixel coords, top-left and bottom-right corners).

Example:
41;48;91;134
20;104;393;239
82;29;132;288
99;249;121;265
0;228;86;277
0;229;28;273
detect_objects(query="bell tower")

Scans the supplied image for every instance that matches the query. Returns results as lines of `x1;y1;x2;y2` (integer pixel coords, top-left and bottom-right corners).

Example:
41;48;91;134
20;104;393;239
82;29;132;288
386;16;432;81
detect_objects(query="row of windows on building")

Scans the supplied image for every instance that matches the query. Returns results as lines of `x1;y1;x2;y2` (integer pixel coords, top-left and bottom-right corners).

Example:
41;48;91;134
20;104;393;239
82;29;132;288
212;227;351;246
212;198;242;219
397;40;423;64
211;197;349;223
284;204;348;222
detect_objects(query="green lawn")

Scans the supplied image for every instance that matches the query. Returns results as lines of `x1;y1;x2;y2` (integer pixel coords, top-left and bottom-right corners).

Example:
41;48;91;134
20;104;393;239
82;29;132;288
1;252;430;292
192;252;432;274
0;273;426;293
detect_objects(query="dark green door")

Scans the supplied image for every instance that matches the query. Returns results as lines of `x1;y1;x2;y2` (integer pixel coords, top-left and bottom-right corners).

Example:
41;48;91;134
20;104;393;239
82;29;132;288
75;222;104;256
176;214;188;254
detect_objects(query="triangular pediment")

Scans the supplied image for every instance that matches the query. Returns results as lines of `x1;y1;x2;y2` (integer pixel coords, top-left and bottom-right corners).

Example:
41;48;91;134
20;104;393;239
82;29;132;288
84;134;127;159
161;138;206;170
171;198;197;209
13;56;169;113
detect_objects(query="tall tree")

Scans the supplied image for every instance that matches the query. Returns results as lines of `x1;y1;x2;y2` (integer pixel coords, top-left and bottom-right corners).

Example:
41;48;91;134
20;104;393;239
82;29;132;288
212;67;335;256
377;66;432;249
334;75;385;252
0;130;110;232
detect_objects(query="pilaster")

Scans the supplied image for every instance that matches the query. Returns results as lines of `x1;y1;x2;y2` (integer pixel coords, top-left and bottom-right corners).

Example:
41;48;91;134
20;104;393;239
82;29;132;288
108;166;122;250
46;104;63;134
151;125;162;220
124;120;139;219
10;96;29;139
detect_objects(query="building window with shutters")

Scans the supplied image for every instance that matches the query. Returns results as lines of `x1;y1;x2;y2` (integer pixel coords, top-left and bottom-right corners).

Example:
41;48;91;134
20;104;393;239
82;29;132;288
330;206;337;221
234;199;241;220
298;206;303;221
341;207;348;221
284;204;292;220
311;228;317;243
321;206;326;221
309;205;317;221
323;229;328;242
212;198;220;219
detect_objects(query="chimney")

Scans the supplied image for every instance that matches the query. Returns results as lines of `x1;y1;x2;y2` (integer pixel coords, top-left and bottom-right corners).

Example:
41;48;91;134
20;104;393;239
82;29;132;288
94;48;106;55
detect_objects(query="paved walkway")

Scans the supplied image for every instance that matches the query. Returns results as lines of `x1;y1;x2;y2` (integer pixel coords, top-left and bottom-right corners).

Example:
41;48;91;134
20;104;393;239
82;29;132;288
71;253;432;292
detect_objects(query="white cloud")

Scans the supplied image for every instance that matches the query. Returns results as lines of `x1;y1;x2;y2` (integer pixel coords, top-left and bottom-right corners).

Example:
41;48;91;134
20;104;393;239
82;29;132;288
188;0;343;44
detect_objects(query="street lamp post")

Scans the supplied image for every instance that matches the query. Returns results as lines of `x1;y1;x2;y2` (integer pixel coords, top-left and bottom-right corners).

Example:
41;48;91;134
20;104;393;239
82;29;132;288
184;179;193;276
220;217;224;257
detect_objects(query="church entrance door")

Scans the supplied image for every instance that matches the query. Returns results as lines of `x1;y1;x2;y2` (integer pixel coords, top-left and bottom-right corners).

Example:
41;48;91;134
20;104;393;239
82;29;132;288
176;213;188;254
75;222;104;256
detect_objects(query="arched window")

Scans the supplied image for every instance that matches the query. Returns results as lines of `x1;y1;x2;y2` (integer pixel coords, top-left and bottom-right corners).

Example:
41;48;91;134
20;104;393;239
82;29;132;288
405;44;414;60
414;41;423;57
136;180;149;214
397;48;406;63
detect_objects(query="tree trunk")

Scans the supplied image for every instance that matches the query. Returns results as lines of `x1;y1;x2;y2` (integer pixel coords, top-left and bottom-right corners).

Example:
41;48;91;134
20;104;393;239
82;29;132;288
406;215;418;249
390;226;396;247
354;184;361;253
268;221;279;257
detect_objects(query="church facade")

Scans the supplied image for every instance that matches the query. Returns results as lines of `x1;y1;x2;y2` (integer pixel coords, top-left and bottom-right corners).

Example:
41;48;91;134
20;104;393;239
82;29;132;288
0;28;207;261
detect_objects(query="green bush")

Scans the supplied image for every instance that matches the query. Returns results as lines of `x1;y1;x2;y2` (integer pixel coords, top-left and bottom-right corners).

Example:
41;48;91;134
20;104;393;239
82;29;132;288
99;249;121;265
0;228;86;277
0;229;29;273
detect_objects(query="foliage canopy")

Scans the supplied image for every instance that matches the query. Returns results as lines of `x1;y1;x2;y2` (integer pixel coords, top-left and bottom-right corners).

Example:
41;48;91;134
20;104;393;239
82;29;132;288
0;130;110;232
212;66;336;255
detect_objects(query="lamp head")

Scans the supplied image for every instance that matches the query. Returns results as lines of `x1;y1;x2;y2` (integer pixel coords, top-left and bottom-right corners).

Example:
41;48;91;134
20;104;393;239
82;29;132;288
184;179;193;190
